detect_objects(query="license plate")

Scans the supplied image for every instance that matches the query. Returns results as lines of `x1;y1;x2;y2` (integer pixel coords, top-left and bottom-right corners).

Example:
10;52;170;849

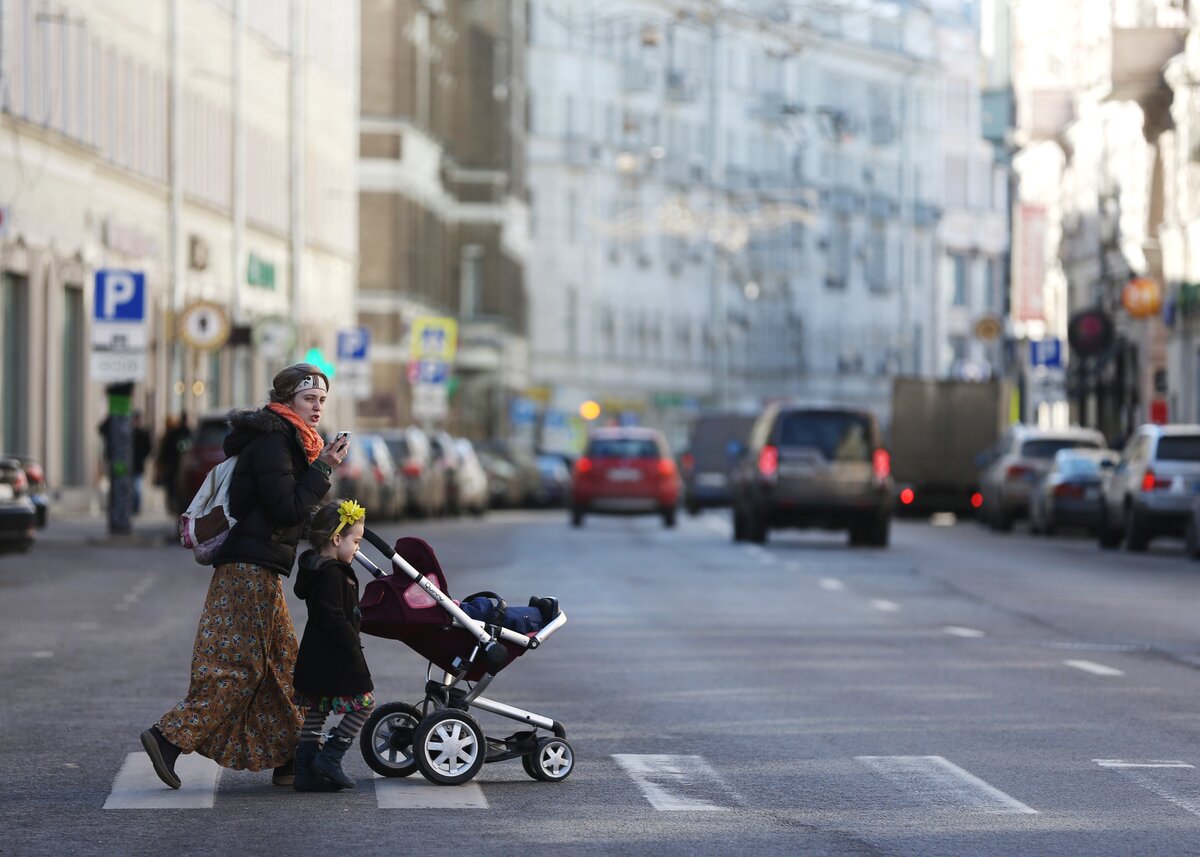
608;468;642;482
696;473;726;487
0;484;12;501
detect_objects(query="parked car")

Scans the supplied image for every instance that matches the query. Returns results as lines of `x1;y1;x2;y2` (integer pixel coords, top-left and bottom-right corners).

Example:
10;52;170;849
377;427;445;518
680;411;757;515
478;441;543;507
173;413;233;516
534;453;571;507
0;456;37;554
334;434;405;521
978;425;1107;532
11;455;48;527
478;451;523;509
1029;449;1118;536
1098;423;1200;551
570;427;680;528
730;404;892;547
429;431;464;515
454;438;490;516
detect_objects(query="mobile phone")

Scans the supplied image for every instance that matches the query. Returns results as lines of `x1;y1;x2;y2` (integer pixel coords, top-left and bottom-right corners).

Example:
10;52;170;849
333;431;351;444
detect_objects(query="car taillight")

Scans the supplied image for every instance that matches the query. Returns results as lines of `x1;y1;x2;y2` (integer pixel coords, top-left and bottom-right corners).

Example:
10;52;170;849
1054;483;1085;499
757;445;778;477
1005;464;1032;481
872;448;891;481
971;492;984;508
402;460;423;478
23;463;43;484
12;470;27;493
899;487;915;505
1142;470;1173;492
374;465;386;484
574;457;593;476
657;459;676;478
681;453;694;474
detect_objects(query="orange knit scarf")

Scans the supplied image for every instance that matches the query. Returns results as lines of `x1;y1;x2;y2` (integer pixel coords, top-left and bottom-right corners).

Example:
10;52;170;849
266;403;324;463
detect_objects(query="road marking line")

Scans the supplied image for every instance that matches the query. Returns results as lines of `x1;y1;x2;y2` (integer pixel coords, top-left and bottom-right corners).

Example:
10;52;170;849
870;599;901;612
104;752;222;809
31;650;54;658
818;578;845;591
857;755;1037;815
1094;759;1200;817
1064;659;1124;677
944;626;986;638
613;754;730;811
373;775;488;809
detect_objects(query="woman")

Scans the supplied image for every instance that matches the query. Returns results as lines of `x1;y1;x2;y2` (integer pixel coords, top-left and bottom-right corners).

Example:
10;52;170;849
141;363;349;789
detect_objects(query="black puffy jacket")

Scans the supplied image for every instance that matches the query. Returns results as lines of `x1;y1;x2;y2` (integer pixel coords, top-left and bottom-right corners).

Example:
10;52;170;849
293;550;373;698
215;407;330;576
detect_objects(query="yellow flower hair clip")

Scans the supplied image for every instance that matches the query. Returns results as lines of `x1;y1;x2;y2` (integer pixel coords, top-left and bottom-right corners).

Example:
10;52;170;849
333;499;366;535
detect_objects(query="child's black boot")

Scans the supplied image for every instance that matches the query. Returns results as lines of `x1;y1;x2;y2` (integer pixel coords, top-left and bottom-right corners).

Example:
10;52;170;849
293;741;339;792
311;736;355;790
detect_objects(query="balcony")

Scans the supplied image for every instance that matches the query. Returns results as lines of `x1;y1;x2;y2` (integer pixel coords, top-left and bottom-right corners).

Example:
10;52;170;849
1110;26;1186;107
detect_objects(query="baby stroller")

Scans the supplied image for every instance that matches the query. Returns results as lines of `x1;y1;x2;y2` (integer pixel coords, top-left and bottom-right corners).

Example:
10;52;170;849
352;528;573;786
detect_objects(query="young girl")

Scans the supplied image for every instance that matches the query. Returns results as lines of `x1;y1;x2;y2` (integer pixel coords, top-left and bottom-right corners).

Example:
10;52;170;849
291;499;374;792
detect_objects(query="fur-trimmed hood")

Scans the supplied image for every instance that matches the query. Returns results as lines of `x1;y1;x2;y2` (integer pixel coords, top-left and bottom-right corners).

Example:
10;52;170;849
223;406;297;458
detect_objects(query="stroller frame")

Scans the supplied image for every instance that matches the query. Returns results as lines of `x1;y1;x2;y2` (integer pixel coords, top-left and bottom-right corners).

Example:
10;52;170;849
353;528;573;785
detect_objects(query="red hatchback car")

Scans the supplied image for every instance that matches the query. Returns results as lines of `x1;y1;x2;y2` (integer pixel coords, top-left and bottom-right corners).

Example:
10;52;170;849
570;428;680;528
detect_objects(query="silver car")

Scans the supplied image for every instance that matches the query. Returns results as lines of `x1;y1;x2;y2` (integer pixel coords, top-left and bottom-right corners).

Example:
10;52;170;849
979;425;1107;531
1098;424;1200;551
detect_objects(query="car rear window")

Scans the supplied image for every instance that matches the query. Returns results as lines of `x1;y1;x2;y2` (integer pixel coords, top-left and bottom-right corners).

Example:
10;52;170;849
690;415;756;460
1157;436;1200;462
588;438;660;459
195;420;231;447
1058;457;1101;476
777;412;872;462
1021;439;1100;459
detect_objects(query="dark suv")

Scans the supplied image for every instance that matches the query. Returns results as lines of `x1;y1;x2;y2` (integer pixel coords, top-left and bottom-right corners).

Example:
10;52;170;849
730;405;893;546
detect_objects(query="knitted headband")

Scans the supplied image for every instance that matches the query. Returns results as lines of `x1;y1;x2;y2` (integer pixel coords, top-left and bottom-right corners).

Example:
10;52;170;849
292;374;328;396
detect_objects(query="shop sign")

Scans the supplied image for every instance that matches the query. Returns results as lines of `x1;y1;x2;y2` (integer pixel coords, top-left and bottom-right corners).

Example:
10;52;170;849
101;217;161;260
1122;277;1162;319
178;301;231;351
974;314;1003;343
247;253;276;289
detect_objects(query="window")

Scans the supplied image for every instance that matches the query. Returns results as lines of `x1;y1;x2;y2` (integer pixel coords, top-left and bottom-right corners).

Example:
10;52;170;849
61;284;85;484
1;273;29;453
951;253;968;306
777;411;872;462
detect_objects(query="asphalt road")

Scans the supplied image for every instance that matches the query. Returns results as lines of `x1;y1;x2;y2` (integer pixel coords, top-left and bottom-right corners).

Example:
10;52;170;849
4;508;1200;856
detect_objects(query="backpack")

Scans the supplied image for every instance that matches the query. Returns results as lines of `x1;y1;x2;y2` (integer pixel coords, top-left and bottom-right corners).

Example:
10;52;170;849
179;456;239;565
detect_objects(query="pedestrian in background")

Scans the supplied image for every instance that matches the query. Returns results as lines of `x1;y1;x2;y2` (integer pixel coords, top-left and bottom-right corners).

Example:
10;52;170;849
155;413;192;514
131;411;153;515
290;498;373;792
140;363;350;790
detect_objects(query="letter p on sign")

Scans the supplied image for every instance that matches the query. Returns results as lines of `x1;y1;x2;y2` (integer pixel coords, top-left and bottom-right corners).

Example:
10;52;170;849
95;270;146;322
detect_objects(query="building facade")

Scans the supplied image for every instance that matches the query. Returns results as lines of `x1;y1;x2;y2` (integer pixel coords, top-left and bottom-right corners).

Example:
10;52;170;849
357;0;529;441
0;0;359;510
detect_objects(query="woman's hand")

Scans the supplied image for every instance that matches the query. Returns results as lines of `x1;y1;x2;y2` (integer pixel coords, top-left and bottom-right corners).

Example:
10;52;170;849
318;436;349;469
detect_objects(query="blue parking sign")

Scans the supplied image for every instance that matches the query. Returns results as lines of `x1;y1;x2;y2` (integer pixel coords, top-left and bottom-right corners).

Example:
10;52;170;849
94;270;146;321
337;326;370;360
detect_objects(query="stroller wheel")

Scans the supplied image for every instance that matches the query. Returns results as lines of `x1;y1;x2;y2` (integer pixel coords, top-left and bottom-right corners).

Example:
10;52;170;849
522;737;575;782
413;709;486;785
361;702;421;778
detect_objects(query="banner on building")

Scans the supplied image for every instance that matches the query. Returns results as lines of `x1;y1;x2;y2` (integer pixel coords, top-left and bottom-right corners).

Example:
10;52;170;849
1014;205;1046;323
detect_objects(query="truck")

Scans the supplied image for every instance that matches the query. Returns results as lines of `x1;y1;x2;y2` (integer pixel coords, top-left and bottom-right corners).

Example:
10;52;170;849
889;377;1011;515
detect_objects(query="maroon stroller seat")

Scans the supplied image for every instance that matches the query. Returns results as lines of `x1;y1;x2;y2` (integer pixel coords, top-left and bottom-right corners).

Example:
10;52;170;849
358;536;531;681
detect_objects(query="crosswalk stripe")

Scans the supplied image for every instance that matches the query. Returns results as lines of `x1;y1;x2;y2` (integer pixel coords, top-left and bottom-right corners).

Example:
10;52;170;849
857;755;1037;815
612;754;731;811
1095;759;1200;817
373;775;488;808
104;752;222;809
1064;659;1124;677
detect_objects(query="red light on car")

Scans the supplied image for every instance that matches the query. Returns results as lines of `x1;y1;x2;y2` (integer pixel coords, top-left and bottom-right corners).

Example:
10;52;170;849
374;466;386;484
1005;464;1032;481
872;448;891;481
970;492;984;508
402;461;423;478
23;463;44;484
757;445;779;477
1142;470;1173;492
574;457;593;475
899;487;915;505
1054;483;1085;499
657;458;676;478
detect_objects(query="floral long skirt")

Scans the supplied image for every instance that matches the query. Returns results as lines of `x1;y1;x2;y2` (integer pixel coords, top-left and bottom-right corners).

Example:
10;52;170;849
157;562;303;771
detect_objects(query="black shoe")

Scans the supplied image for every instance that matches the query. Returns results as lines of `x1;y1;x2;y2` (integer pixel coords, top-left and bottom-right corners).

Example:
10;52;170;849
293;741;338;792
140;726;182;790
528;596;559;626
311;736;355;790
272;758;295;786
